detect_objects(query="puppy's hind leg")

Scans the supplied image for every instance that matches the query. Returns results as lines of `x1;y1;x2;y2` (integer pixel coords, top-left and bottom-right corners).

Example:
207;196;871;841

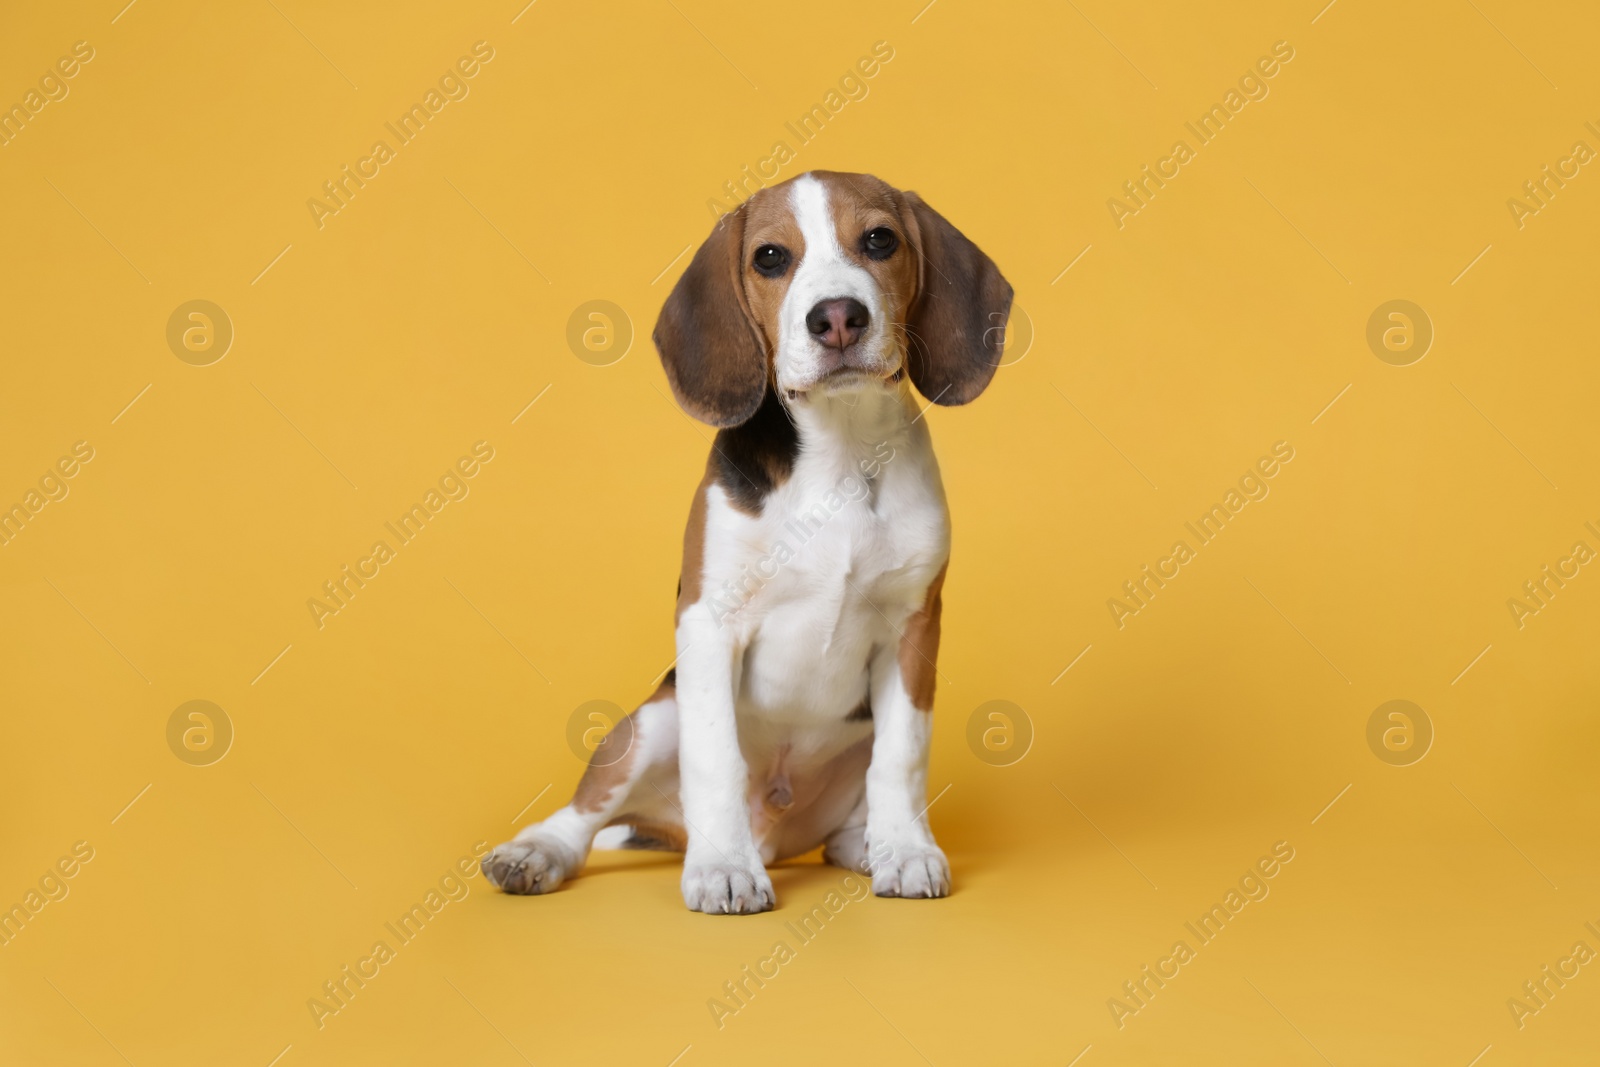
816;749;873;874
484;680;679;895
823;819;870;875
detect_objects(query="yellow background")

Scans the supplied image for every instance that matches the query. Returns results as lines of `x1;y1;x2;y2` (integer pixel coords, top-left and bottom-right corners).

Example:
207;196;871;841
3;0;1598;1064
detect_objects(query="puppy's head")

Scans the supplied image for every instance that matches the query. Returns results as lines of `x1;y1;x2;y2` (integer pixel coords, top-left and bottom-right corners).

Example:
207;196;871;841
654;171;1013;427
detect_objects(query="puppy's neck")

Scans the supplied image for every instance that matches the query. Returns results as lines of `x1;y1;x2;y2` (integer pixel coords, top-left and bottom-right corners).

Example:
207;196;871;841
713;384;920;516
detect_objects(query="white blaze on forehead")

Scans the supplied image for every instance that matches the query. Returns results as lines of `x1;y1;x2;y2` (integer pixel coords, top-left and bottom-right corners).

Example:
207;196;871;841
790;174;849;269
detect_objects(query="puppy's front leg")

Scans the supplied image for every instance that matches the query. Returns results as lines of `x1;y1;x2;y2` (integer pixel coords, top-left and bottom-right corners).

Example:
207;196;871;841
675;616;773;914
863;582;951;899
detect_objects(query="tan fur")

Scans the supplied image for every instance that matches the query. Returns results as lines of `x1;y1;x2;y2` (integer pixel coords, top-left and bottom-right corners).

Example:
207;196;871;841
897;562;947;711
654;207;767;427
895;190;1011;405
819;171;922;331
573;676;674;813
675;462;712;623
738;192;806;357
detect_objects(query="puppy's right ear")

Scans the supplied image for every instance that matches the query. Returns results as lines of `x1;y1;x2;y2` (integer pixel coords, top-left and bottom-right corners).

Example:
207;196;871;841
653;206;768;428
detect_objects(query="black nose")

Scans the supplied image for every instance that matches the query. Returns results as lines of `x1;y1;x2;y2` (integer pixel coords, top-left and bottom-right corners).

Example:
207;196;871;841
806;298;869;351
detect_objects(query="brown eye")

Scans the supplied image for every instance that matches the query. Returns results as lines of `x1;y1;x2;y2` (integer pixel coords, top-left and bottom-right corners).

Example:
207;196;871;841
863;227;897;259
753;245;789;277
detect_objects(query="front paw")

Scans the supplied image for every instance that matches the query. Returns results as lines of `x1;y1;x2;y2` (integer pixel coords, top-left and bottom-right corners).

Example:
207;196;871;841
681;861;775;915
869;842;950;899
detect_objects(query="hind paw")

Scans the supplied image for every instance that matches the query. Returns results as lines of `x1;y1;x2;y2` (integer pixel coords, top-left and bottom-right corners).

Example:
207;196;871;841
482;837;575;895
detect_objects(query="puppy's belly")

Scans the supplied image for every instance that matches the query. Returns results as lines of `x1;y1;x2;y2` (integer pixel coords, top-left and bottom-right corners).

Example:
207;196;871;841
733;649;873;795
739;729;873;863
731;617;884;861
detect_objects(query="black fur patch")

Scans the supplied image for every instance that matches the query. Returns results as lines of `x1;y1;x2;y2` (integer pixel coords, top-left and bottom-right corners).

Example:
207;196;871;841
712;387;798;515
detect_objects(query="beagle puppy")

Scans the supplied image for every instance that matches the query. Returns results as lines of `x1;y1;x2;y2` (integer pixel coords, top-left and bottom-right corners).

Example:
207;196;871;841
484;170;1012;913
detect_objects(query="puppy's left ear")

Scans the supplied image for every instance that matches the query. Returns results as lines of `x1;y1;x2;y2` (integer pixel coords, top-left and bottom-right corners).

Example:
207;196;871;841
899;191;1013;406
653;205;768;428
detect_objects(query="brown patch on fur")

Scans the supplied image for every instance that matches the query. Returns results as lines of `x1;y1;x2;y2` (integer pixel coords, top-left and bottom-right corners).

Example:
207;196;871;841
652;178;808;430
816;171;922;343
654;205;768;427
737;190;806;362
844;695;872;722
572;675;675;814
898;563;947;711
897;190;1012;406
675;460;713;623
572;713;637;814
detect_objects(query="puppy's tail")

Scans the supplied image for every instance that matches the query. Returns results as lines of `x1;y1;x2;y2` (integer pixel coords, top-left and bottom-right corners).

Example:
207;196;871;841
593;823;686;852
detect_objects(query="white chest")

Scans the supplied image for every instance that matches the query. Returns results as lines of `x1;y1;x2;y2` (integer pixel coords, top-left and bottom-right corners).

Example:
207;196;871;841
700;430;949;727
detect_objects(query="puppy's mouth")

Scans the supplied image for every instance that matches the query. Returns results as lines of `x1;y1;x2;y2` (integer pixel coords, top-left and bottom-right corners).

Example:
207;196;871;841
784;366;903;401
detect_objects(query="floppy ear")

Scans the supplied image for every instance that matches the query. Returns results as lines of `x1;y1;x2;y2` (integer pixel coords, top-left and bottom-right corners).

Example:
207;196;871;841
653;206;768;428
899;191;1013;405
